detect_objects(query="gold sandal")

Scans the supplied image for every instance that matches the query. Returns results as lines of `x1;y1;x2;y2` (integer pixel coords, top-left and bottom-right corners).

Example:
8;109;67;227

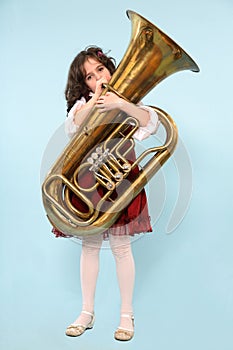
65;310;95;337
114;314;134;341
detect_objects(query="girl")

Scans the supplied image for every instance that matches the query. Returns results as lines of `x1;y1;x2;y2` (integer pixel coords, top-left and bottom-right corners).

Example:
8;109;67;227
53;46;159;341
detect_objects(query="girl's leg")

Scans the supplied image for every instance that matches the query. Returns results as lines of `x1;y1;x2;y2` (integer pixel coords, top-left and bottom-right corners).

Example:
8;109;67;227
72;234;103;326
109;234;135;332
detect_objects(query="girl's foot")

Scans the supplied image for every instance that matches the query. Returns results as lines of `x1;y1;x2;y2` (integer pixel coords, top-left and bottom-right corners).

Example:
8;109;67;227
114;314;134;341
65;310;95;337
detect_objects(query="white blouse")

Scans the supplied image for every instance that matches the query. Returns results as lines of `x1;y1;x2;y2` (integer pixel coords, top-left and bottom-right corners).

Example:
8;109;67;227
65;97;159;140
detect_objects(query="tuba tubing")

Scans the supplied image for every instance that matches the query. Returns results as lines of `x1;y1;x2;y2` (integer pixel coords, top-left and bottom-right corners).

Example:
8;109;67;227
42;10;199;236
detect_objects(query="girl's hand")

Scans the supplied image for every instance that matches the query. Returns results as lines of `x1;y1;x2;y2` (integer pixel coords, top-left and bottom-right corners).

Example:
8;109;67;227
93;77;108;98
96;92;124;112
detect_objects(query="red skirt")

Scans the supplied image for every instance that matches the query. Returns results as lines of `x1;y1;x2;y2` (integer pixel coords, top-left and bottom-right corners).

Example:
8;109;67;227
52;146;152;238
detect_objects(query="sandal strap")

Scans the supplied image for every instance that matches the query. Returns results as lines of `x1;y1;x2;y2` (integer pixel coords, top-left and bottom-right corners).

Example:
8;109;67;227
121;314;134;320
117;326;134;333
81;310;94;317
67;312;95;329
67;324;85;329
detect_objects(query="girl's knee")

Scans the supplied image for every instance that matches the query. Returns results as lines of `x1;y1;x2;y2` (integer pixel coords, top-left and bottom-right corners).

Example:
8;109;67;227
109;235;132;260
82;234;103;255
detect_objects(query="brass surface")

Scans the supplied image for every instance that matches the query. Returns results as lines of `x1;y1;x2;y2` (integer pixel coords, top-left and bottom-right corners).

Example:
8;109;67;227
42;10;199;236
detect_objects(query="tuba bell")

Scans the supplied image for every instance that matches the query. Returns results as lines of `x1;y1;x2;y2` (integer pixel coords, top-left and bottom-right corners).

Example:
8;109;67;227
42;10;199;236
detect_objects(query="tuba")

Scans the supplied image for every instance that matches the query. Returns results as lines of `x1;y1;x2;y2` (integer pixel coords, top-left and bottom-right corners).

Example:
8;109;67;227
42;10;199;236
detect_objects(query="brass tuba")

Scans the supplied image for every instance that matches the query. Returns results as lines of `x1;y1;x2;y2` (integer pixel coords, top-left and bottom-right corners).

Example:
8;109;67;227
42;10;199;236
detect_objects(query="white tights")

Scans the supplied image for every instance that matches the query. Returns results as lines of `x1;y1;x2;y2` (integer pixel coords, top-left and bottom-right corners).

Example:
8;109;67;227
73;233;135;330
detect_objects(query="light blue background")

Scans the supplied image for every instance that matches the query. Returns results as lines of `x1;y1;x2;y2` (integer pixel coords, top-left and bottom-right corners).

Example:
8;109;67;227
1;0;233;349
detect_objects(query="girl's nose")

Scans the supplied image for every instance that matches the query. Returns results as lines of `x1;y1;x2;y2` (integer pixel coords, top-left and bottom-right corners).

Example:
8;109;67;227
95;72;102;80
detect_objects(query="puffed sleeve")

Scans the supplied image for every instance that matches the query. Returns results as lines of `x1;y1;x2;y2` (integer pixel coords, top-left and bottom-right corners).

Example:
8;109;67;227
133;105;160;141
65;97;86;138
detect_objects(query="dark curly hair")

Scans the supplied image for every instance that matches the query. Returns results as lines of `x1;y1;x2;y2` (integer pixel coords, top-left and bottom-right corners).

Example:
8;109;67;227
65;46;116;113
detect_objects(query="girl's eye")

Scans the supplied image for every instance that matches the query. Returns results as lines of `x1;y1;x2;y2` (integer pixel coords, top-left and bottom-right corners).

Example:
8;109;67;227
86;75;92;81
98;66;104;72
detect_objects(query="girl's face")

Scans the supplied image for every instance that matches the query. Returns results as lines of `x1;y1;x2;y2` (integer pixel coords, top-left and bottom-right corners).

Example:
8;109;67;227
83;57;112;93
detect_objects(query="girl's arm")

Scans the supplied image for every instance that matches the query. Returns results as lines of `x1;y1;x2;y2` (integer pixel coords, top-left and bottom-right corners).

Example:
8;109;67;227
73;96;98;126
65;90;159;139
73;78;107;127
96;92;150;127
96;92;159;140
116;100;150;126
